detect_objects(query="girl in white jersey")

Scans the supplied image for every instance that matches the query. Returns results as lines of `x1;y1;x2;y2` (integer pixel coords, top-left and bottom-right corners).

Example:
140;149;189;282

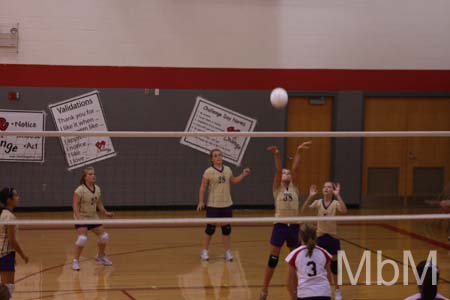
302;182;347;300
0;187;29;299
404;260;448;300
197;149;250;261
260;141;311;300
286;223;332;300
72;167;114;271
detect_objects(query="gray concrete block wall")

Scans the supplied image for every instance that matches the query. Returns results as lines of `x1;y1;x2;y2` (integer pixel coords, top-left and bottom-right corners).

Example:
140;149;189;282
0;88;285;207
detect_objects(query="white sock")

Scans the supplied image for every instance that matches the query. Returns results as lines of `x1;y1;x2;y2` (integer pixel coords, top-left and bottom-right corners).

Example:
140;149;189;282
6;283;14;298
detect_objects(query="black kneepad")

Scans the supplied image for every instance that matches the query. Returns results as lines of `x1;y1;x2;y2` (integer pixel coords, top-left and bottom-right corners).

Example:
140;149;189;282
205;224;216;235
330;260;338;275
221;224;232;235
268;255;279;268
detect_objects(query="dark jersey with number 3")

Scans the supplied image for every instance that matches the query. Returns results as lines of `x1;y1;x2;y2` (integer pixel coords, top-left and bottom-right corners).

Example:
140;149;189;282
285;245;332;298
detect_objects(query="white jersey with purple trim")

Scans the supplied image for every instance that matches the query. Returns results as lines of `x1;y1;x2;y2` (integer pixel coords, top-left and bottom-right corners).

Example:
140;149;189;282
309;199;341;236
74;184;101;220
404;293;448;300
0;209;18;257
285;245;332;298
203;165;233;208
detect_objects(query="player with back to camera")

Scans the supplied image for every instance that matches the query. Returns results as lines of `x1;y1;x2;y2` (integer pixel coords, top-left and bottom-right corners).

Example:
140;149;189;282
0;187;29;299
197;149;250;261
72;167;114;271
260;141;312;300
302;182;347;300
286;223;332;300
404;260;448;300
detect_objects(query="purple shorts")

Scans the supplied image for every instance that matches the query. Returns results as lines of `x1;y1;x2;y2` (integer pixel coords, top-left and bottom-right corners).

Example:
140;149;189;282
317;234;341;256
270;223;300;248
0;252;15;272
74;224;102;230
206;206;233;218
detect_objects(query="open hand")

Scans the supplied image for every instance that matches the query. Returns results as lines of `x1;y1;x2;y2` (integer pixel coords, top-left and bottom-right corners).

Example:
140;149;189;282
297;141;312;150
197;201;205;212
266;145;279;154
333;183;341;196
309;185;318;198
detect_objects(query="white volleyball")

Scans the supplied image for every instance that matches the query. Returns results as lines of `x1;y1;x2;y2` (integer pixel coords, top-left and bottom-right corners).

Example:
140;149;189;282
270;88;288;109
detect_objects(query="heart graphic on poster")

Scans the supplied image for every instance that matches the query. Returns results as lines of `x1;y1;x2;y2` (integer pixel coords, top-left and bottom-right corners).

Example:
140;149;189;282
0;118;9;131
226;126;240;132
95;140;106;150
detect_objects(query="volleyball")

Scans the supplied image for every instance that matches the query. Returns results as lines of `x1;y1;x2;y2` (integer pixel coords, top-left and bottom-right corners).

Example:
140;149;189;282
270;87;288;109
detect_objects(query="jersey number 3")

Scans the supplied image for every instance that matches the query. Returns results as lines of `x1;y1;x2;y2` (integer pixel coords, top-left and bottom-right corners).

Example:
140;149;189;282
307;261;317;277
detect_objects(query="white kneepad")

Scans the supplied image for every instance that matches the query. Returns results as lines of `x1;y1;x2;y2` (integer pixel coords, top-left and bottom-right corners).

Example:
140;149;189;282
98;232;109;244
75;235;88;247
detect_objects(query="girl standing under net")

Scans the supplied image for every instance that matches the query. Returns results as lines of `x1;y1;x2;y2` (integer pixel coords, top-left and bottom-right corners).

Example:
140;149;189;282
197;149;250;261
72;167;114;271
302;182;347;300
0;187;29;299
260;141;311;300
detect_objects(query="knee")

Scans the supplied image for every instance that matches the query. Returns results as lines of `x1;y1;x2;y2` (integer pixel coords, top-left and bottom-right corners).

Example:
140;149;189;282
267;255;279;268
205;224;216;236
221;224;231;236
97;232;109;244
330;260;338;275
75;235;88;247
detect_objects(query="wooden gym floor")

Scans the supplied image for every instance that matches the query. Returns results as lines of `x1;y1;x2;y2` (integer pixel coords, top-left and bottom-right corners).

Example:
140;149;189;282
10;209;450;300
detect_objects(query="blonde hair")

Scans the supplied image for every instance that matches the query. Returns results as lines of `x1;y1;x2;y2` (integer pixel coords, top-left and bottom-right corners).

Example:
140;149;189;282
300;223;317;258
80;167;95;185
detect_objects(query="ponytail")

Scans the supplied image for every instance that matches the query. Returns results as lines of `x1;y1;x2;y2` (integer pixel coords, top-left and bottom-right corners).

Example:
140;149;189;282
416;260;439;300
300;223;317;258
306;238;316;258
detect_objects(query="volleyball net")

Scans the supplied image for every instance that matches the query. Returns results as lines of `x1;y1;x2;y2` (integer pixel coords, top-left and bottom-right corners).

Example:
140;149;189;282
0;130;449;225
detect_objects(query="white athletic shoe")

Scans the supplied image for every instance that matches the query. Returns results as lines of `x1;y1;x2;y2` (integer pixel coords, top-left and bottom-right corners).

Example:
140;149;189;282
200;249;209;261
259;291;268;300
335;289;342;300
72;259;80;271
224;250;233;261
96;254;113;266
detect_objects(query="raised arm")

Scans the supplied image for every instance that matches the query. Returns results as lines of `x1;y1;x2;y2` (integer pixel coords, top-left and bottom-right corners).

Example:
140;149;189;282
7;225;28;263
267;145;282;193
301;185;317;213
291;141;312;187
197;176;209;211
230;168;251;184
333;183;348;214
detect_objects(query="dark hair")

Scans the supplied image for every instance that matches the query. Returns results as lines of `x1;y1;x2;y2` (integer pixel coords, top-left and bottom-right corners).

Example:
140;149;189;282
416;260;439;300
80;167;95;185
209;149;222;165
0;187;15;208
300;223;317;257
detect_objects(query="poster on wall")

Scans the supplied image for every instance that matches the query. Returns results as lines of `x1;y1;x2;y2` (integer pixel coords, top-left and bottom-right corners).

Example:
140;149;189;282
48;90;116;171
0;110;46;162
181;96;257;166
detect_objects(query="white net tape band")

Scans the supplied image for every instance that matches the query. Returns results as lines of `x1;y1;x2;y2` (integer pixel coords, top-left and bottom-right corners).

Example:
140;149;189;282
2;214;449;225
2;131;450;138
